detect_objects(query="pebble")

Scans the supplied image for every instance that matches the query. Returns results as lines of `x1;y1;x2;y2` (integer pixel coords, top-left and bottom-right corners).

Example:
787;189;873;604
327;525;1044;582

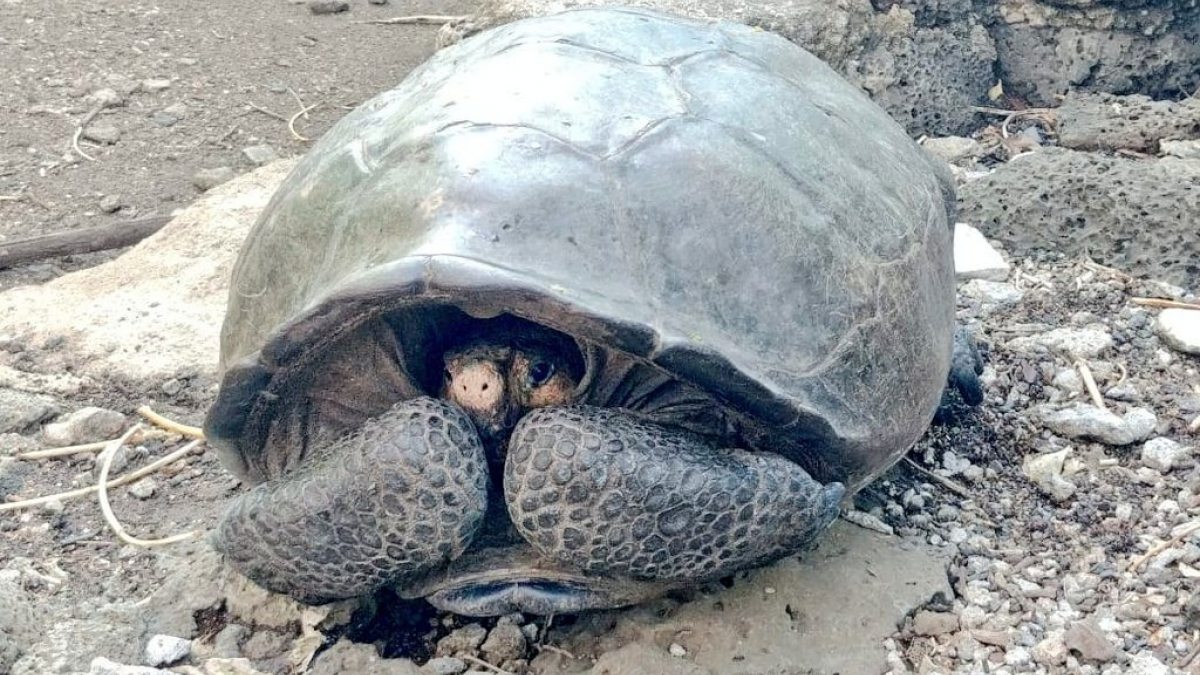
436;624;487;657
89;657;172;675
151;103;187;127
192;167;237;191
1022;448;1077;501
913;610;959;636
1035;403;1156;446
1064;620;1117;663
0;388;61;434
1141;437;1191;473
99;195;125;213
1156;308;1200;355
144;634;190;666
141;78;172;92
308;0;349;14
922;136;983;164
1161;139;1200;160
668;643;687;657
88;88;125;107
961;279;1024;309
421;657;467;675
954;223;1010;282
42;406;127;447
83;124;121;145
128;478;157;500
1009;326;1114;360
1126;653;1171;675
480;623;526;664
242;144;280;166
1030;632;1067;666
368;0;388;4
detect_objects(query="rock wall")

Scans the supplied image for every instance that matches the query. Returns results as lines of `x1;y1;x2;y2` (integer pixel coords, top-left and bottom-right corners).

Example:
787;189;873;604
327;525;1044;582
440;0;1200;137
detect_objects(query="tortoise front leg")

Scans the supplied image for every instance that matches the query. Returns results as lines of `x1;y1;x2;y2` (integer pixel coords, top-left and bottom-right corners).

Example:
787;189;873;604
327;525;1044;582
504;406;843;582
214;397;488;604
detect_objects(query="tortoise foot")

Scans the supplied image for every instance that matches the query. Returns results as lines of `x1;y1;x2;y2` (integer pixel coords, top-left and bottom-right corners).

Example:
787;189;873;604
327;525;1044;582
935;326;985;423
504;406;844;585
213;397;488;604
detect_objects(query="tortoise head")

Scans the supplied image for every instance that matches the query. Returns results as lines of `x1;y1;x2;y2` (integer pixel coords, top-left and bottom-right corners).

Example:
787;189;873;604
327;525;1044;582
440;317;584;442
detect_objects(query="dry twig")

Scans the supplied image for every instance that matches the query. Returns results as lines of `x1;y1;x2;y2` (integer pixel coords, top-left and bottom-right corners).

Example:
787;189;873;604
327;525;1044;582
71;102;106;162
18;439;125;460
358;14;469;25
1131;520;1200;572
288;101;324;142
1130;297;1200;311
0;438;201;513
137;405;205;439
246;102;289;122
96;425;197;547
903;456;969;496
461;655;516;675
537;644;577;660
1075;360;1106;411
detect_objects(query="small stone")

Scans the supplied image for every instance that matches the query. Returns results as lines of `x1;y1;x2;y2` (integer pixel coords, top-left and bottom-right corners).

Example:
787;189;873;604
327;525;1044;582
151;111;181;127
88;88;125;107
89;656;172;674
308;0;349;14
1022;448;1076;501
480;623;526;664
972;629;1010;647
954;223;1009;282
668;643;687;657
128;478;157;500
43;407;127;447
1035;404;1156;446
1031;632;1067;666
1052;369;1083;394
141;78;172;92
144;634;190;666
240;629;289;660
1156;308;1200;355
1004;646;1031;667
83;124;121;144
368;0;388;4
0;388;61;434
99;195;124;213
242;144;280;166
1126;653;1170;675
209;623;249;658
1009;326;1114;359
922;136;982;164
913;610;959;636
961;279;1023;308
192;167;237;191
436;624;487;657
422;656;467;675
41;497;65;514
1161;139;1200;160
1064;620;1117;663
1141;437;1192;473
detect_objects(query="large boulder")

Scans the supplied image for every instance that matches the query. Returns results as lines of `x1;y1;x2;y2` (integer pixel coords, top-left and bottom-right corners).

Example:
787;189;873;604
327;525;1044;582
958;148;1200;289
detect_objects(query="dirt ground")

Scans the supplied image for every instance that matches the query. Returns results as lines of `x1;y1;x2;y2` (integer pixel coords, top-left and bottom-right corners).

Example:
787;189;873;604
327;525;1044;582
0;0;473;290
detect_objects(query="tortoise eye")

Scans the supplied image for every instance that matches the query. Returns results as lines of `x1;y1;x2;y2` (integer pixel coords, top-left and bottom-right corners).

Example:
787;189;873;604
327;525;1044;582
527;360;555;387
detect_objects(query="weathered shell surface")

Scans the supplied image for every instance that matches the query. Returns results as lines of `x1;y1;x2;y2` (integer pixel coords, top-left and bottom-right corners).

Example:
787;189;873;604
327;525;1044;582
208;7;957;494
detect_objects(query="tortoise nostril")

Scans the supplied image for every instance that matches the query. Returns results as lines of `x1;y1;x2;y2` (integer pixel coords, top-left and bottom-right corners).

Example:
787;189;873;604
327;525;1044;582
481;383;489;391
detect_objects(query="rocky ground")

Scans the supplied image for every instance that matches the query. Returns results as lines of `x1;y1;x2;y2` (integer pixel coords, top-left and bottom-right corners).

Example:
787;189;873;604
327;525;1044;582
2;2;1200;675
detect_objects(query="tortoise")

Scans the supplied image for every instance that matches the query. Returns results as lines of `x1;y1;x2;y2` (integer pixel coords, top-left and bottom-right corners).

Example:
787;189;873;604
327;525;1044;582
203;6;982;617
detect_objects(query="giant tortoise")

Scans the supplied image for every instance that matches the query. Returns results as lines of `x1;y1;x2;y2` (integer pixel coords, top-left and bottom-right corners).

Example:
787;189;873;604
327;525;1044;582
203;6;981;617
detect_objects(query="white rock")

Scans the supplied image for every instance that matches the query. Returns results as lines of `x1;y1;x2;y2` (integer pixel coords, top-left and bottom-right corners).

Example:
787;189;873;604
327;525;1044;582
1008;326;1113;359
668;643;687;657
90;656;172;675
1126;652;1171;675
1035;404;1156;446
1141;437;1192;473
954;223;1010;281
1022;448;1076;501
144;634;190;666
1156;308;1200;355
128;478;158;500
42;407;127;447
1031;632;1068;666
961;279;1024;308
1051;369;1083;394
921;136;983;164
1004;646;1032;667
1161;139;1200;160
